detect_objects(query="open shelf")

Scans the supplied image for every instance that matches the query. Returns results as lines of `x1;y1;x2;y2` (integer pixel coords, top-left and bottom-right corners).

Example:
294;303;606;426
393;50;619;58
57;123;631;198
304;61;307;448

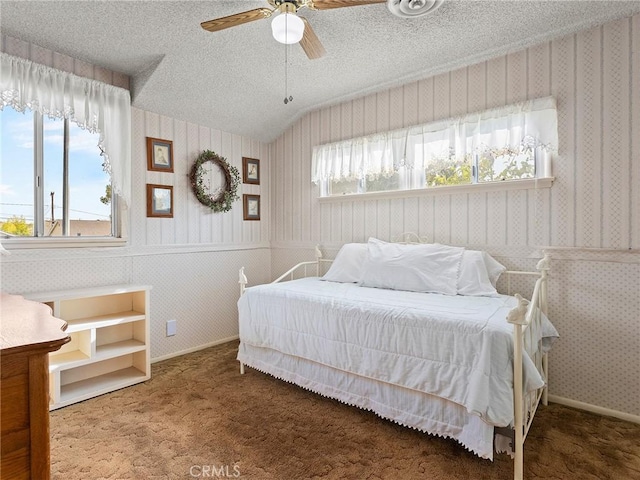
65;311;146;332
25;284;151;411
50;350;91;371
59;366;147;405
95;339;146;359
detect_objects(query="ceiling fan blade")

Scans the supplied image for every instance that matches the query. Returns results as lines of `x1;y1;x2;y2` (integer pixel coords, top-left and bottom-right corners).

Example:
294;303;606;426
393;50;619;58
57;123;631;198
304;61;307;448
299;18;326;59
200;8;272;32
308;0;386;10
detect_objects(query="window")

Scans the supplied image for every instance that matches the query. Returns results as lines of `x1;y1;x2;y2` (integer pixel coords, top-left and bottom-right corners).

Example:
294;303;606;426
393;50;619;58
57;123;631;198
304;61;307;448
313;97;556;197
0;52;131;245
0;107;114;238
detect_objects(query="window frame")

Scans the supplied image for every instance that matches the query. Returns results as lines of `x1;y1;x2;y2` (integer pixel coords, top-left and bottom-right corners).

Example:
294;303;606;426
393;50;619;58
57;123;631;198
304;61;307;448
1;53;131;250
1;110;124;249
319;176;554;204
325;149;542;198
313;97;556;200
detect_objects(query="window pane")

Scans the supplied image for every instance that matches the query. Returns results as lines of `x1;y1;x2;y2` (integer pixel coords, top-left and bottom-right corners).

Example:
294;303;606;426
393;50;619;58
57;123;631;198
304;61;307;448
477;149;535;183
0;107;35;236
43;116;64;235
366;172;400;193
425;154;472;187
330;178;359;196
68;122;111;236
42;119;111;237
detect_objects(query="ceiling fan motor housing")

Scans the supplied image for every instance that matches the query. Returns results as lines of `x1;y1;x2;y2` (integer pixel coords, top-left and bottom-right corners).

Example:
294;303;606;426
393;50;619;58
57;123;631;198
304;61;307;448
387;0;444;18
272;0;303;9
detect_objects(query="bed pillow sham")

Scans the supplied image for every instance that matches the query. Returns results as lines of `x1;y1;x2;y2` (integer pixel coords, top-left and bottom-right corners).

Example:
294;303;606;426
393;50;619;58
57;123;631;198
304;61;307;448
482;251;507;287
457;249;500;296
321;243;368;283
359;238;464;295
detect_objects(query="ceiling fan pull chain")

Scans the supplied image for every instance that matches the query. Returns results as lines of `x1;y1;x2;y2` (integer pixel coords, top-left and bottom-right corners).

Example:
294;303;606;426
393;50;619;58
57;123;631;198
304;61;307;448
284;42;288;104
284;36;293;105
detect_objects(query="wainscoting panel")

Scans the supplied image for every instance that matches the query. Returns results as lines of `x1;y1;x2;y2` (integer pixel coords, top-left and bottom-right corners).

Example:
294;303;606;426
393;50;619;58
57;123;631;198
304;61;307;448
0;252;132;294
133;248;270;359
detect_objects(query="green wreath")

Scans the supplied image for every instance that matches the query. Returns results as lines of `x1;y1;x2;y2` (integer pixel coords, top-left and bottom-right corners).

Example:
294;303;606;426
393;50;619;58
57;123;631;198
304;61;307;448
189;150;240;213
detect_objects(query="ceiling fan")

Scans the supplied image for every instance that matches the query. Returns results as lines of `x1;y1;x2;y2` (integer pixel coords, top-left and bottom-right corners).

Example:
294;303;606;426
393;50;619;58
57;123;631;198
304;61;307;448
200;0;444;60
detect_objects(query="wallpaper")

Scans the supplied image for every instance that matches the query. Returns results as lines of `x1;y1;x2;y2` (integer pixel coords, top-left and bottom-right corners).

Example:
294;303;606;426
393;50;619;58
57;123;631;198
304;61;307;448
0;34;272;360
1;14;638;420
269;14;640;419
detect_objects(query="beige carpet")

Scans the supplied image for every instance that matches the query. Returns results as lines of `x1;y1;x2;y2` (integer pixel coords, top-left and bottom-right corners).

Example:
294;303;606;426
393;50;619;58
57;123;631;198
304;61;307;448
51;341;640;480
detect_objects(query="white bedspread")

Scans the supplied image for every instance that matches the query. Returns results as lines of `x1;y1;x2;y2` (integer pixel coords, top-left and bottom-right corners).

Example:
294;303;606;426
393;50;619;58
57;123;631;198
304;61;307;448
238;277;558;427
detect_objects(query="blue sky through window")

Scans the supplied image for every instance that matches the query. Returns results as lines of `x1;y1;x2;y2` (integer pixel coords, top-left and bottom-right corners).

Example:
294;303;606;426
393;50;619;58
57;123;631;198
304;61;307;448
0;107;111;225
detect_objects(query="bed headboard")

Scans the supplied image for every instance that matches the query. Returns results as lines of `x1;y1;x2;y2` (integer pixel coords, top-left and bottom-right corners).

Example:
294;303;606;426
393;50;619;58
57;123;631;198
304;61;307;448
390;232;430;244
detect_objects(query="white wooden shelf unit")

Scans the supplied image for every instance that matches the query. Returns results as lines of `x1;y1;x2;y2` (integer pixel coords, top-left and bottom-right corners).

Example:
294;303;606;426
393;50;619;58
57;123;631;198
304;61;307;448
26;284;151;410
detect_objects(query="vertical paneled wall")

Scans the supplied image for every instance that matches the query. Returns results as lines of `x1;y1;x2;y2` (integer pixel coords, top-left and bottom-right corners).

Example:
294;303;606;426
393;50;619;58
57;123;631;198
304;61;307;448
1;35;272;360
127;109;271;358
271;15;638;251
130;108;270;247
269;15;640;418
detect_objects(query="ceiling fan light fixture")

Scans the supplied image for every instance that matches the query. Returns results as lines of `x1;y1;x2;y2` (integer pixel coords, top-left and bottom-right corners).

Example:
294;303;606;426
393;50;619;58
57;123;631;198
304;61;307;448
271;12;305;44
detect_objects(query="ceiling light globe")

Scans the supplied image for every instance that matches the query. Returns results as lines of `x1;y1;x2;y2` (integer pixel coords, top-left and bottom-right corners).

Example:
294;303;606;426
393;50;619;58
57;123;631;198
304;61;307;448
271;13;305;44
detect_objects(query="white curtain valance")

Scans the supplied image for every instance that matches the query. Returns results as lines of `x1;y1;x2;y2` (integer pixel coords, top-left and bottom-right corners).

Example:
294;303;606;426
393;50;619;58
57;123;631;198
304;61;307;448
0;52;131;208
312;96;558;184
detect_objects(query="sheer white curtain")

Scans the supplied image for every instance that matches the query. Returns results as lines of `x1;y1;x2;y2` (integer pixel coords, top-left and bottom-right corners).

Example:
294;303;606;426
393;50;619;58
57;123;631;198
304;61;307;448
312;96;557;184
454;96;557;161
0;53;132;208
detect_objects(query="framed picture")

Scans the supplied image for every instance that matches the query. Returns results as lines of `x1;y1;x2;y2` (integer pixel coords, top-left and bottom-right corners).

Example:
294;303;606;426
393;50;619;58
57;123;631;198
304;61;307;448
242;157;260;185
146;184;173;218
243;194;260;221
147;137;174;172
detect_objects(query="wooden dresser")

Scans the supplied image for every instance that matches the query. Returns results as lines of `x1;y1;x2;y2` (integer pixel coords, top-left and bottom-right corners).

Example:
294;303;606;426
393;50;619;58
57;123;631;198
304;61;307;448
1;292;69;480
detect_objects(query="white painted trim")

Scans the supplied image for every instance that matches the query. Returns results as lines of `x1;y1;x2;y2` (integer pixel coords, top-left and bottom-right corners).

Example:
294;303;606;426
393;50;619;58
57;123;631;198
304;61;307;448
548;395;640;424
150;335;239;364
0;243;271;263
319;177;554;203
540;247;640;264
1;236;127;250
126;243;271;257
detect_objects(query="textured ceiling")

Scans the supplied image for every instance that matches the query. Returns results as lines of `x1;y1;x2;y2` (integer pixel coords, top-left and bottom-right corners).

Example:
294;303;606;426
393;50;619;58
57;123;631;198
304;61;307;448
2;1;639;142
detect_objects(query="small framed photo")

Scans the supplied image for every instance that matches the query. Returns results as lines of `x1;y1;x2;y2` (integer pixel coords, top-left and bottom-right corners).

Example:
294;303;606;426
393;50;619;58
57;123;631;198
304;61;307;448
243;194;260;221
146;184;173;218
242;157;260;185
147;137;173;172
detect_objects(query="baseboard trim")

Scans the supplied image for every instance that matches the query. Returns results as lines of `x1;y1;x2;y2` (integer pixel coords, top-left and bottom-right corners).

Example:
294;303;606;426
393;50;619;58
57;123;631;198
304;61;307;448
151;335;239;364
548;395;640;424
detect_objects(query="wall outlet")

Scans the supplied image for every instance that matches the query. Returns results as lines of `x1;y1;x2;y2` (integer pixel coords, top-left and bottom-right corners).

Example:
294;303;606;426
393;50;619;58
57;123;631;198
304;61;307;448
166;319;177;336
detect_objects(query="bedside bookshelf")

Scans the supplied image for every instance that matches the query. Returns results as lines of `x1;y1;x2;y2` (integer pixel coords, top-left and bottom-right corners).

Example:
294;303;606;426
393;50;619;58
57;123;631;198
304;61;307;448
26;284;151;410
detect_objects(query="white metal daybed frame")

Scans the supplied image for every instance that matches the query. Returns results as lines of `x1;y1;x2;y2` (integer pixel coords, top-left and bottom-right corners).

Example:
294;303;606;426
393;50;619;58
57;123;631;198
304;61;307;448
238;246;551;480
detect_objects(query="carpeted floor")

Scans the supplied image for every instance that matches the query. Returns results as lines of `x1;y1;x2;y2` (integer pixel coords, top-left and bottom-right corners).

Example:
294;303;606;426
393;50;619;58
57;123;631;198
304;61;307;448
50;341;640;480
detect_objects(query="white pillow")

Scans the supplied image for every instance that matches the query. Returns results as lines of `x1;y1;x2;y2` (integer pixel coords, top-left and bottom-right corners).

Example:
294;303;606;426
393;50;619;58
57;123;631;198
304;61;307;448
457;250;499;296
359;238;464;295
482;251;506;287
321;243;368;283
